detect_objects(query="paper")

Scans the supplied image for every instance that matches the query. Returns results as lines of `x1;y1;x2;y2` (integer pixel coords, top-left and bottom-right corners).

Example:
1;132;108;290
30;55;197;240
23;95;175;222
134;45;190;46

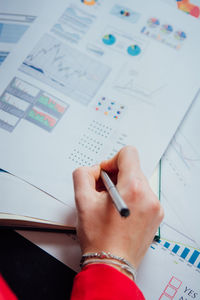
161;91;200;246
137;240;200;299
0;0;200;208
0;172;76;226
0;0;52;67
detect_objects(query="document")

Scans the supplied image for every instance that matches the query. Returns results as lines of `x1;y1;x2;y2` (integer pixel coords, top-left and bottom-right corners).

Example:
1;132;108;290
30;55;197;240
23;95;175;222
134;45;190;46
0;0;51;67
161;91;200;246
0;0;200;208
137;239;200;300
0;172;76;226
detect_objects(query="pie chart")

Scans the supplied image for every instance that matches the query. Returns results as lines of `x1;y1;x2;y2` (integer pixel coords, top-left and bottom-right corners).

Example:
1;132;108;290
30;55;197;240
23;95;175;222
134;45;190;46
174;31;187;41
81;0;97;6
127;45;141;56
161;24;173;34
147;18;160;28
102;34;116;45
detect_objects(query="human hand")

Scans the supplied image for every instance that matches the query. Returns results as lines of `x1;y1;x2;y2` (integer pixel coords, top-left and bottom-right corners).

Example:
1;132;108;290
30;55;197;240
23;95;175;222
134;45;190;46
73;146;164;271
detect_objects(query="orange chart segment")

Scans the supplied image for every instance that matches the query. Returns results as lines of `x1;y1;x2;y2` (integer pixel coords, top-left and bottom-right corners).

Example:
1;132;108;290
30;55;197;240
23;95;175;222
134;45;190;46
177;0;200;18
81;0;97;6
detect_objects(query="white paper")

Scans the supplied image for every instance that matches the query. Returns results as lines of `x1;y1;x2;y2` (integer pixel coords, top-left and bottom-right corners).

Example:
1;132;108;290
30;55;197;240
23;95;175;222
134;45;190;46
0;0;200;208
0;0;52;67
161;91;200;246
137;241;200;299
0;172;76;226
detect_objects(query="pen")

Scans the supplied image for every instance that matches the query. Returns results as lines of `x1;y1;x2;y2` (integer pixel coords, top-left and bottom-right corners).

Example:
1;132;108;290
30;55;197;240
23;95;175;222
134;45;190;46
100;170;130;217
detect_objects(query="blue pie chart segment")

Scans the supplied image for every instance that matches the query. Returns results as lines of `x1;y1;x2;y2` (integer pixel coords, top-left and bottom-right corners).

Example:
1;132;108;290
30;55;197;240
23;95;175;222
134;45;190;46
127;45;141;56
102;34;116;45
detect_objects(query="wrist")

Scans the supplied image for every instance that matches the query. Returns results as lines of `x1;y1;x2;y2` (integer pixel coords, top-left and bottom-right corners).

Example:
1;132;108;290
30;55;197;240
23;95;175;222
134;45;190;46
80;251;137;281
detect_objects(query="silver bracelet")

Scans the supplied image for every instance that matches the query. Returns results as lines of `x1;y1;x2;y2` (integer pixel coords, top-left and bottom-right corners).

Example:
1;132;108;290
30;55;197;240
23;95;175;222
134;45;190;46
80;251;134;269
81;258;137;280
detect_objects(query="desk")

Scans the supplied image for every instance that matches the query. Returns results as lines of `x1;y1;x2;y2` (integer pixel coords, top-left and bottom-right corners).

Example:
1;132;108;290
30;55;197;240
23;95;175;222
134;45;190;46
0;230;76;300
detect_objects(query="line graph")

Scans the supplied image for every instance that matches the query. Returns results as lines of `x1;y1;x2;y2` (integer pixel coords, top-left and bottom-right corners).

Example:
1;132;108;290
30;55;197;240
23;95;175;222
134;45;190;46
51;5;96;44
113;67;164;105
0;77;68;132
26;107;57;131
20;34;110;105
166;131;200;171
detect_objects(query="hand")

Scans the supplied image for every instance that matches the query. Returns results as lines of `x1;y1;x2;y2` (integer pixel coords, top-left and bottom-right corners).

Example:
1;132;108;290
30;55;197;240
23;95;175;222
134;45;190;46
73;146;164;271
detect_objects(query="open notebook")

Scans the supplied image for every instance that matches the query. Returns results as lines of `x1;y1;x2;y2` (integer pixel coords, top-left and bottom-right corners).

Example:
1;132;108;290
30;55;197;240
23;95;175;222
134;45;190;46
0;165;161;232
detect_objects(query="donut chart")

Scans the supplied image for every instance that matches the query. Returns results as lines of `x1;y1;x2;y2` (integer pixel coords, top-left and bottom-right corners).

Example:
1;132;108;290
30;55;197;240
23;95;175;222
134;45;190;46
127;45;141;56
102;34;116;45
81;0;97;6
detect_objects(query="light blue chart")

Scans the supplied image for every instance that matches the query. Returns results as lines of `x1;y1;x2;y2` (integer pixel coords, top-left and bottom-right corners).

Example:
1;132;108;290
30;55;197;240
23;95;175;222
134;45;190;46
158;239;200;270
20;34;111;105
51;5;96;44
0;51;9;66
0;23;28;43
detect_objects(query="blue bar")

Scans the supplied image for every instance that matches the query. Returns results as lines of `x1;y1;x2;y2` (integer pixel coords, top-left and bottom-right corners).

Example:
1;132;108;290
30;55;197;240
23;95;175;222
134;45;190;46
172;245;180;254
197;262;200;269
189;250;200;265
180;248;190;259
164;242;170;249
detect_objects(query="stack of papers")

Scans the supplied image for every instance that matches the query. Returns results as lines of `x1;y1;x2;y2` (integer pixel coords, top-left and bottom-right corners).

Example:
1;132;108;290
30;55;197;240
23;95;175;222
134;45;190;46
1;0;200;296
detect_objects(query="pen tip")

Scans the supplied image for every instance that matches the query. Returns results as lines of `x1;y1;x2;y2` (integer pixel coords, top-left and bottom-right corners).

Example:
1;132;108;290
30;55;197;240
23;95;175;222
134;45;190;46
120;208;130;217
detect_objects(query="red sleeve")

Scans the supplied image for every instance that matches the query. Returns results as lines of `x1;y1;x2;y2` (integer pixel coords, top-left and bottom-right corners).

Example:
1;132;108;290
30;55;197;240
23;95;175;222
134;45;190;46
70;264;145;300
0;275;18;300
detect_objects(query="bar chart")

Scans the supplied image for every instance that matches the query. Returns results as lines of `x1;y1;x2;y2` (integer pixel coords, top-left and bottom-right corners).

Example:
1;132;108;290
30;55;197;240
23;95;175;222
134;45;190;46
154;239;200;271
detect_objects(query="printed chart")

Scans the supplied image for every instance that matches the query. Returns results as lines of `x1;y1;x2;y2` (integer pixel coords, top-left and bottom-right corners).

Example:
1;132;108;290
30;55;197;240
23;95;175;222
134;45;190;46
101;27;146;57
0;77;68;132
177;0;200;17
94;96;126;120
110;4;140;23
141;17;187;50
51;5;96;44
68;119;113;166
0;51;9;66
81;0;98;6
155;240;200;272
0;13;36;44
20;34;110;105
113;66;164;105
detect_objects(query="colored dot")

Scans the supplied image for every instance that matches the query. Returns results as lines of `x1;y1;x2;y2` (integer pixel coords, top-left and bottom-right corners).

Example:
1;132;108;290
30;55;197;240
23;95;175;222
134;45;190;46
96;107;99;111
111;102;115;105
108;106;111;110
104;111;108;115
98;102;101;105
117;111;121;114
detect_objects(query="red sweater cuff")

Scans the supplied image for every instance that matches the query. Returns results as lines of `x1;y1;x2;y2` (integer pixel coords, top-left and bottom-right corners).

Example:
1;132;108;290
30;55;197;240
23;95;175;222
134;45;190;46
70;264;145;300
0;275;17;300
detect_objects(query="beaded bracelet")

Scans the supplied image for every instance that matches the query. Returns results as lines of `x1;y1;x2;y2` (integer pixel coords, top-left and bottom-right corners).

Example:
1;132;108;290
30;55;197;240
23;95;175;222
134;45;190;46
81;258;137;280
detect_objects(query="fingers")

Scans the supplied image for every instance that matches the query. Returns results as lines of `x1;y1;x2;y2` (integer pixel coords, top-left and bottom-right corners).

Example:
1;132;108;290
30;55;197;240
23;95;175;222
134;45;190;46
100;146;143;189
73;164;101;210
